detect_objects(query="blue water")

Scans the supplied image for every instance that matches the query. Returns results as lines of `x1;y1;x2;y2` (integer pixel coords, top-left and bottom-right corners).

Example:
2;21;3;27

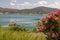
0;14;46;30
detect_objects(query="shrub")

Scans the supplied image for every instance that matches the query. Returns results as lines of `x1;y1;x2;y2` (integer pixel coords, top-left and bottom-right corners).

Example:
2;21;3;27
40;10;60;40
33;27;37;32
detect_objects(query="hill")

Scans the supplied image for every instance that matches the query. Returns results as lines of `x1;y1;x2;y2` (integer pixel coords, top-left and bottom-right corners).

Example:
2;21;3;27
0;6;57;14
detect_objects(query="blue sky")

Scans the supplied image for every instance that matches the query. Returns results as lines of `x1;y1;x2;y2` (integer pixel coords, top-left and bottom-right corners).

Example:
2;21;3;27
0;0;60;9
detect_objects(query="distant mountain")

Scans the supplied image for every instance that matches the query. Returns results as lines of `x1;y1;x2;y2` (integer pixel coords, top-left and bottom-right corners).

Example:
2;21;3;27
0;6;58;14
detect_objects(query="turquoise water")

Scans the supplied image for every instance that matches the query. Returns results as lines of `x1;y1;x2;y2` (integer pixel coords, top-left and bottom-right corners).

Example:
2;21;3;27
0;14;46;29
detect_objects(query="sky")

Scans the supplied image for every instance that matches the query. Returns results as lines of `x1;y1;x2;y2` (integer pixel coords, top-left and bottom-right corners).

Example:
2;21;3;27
0;0;60;9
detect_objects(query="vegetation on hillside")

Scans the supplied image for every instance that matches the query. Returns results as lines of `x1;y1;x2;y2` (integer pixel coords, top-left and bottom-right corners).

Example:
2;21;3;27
0;6;57;14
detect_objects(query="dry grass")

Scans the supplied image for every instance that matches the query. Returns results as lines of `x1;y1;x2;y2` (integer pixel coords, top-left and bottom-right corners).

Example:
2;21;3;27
0;29;47;40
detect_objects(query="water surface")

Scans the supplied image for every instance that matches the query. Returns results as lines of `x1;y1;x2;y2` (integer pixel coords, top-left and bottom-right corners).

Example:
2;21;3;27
0;14;46;29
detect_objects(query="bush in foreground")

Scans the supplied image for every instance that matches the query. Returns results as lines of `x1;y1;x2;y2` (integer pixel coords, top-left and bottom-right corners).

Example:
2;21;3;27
40;10;60;40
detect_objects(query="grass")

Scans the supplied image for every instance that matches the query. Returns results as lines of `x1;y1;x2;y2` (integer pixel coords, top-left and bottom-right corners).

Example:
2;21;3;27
0;29;47;40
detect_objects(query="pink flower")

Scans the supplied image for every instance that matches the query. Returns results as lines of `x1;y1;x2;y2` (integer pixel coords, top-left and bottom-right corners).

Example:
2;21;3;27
47;15;52;19
55;17;60;21
54;10;60;15
48;12;53;15
54;12;59;15
56;9;60;14
40;18;45;21
52;33;56;38
52;33;59;38
55;33;59;38
40;25;46;31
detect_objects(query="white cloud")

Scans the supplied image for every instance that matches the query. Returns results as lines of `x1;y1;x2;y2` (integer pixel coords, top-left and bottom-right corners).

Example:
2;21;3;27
10;0;60;9
46;1;60;9
10;2;15;6
10;2;33;9
33;1;48;7
38;1;47;5
24;2;32;5
14;1;47;9
11;0;17;2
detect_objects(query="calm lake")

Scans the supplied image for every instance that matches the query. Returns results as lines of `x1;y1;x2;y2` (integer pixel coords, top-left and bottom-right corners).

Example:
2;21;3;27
0;14;46;30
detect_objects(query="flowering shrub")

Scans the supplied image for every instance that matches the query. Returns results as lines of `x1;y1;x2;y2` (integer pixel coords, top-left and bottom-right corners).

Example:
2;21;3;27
40;10;60;40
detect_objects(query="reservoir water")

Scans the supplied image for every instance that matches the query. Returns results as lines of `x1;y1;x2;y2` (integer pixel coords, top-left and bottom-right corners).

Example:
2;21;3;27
0;14;46;30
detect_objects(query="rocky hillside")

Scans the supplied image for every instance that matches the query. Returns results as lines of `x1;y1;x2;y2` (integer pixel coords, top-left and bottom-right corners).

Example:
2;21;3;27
0;6;57;14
